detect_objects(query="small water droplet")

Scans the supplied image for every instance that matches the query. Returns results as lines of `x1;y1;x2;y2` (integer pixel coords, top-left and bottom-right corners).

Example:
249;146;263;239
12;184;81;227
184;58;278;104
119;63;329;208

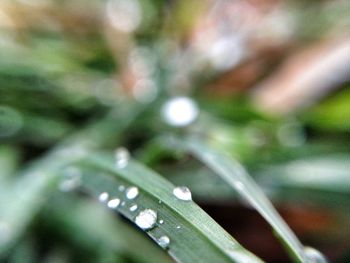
176;225;181;229
304;246;327;263
161;97;199;127
107;198;120;209
121;201;126;206
135;209;157;230
129;204;138;212
126;186;139;199
59;167;82;192
157;235;170;249
115;147;130;169
159;219;164;224
118;185;125;192
173;186;192;201
98;192;109;203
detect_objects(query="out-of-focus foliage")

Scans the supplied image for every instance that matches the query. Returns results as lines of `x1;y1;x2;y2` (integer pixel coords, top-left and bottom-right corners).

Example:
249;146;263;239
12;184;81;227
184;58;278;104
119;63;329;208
0;0;349;262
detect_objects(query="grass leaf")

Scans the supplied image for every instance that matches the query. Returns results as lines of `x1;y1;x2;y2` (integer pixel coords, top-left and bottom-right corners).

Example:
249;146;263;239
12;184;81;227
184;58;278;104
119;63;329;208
79;153;264;263
43;194;172;263
160;136;305;263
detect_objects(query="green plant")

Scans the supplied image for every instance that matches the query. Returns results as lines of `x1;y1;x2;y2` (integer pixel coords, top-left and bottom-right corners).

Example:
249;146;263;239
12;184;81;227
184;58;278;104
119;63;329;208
1;1;349;262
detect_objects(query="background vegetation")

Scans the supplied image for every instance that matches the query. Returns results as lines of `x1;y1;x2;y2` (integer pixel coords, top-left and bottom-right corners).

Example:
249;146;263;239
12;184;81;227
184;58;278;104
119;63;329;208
0;0;349;262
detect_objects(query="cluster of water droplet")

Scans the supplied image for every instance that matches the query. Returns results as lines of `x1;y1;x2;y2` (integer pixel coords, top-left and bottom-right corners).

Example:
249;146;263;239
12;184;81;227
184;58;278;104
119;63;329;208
98;156;195;251
98;184;139;210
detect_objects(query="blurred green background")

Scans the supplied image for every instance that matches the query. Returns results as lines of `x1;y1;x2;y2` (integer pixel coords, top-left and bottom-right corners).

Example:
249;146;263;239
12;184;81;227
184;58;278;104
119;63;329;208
0;0;349;262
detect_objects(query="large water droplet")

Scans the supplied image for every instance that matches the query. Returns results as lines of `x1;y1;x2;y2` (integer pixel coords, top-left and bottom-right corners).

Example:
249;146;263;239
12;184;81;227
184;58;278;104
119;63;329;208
161;97;199;127
135;209;157;230
304;247;327;263
98;192;109;203
173;186;192;201
126;186;139;199
107;198;121;209
157;235;170;249
129;204;138;212
115;147;130;169
59;166;82;192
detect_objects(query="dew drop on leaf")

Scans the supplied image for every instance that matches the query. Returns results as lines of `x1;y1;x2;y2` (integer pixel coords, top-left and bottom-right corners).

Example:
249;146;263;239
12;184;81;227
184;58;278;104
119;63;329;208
157;235;170;249
126;186;139;199
118;185;125;192
107;198;120;209
98;192;109;203
304;246;327;263
115;147;130;169
161;97;198;127
173;186;192;201
135;209;157;230
129;204;138;212
159;219;164;224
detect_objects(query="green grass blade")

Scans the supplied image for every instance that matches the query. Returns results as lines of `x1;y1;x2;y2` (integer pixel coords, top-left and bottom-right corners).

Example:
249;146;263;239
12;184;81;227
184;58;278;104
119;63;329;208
43;194;172;263
0;102;144;256
0;168;57;256
161;136;305;263
79;153;264;263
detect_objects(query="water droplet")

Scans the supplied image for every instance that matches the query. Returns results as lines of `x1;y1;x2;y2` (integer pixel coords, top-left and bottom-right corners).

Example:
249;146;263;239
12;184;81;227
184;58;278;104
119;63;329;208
126;186;139;199
129;204;138;212
121;201;126;206
162;97;199;127
115;147;130;169
173;186;192;201
135;209;157;230
157;235;170;249
107;198;120;209
59;167;81;192
304;247;327;263
98;192;109;203
159;219;164;224
158;200;162;204
176;225;181;229
118;185;125;192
